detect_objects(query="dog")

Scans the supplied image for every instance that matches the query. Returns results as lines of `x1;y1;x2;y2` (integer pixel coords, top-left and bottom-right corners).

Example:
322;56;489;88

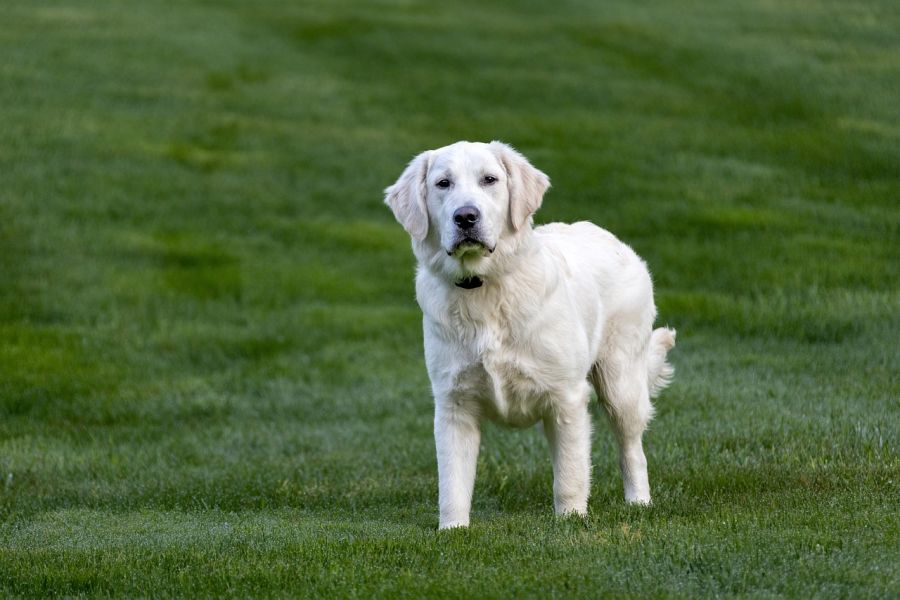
384;141;675;529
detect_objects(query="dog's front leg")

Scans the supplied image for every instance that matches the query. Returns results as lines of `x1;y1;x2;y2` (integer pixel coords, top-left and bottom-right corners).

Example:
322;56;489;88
434;401;481;529
543;386;592;517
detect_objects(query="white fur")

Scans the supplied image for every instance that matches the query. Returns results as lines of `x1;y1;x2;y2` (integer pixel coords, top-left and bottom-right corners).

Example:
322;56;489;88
385;141;676;529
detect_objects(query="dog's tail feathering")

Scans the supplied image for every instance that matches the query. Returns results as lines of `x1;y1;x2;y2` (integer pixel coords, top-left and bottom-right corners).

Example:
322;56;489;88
648;327;676;398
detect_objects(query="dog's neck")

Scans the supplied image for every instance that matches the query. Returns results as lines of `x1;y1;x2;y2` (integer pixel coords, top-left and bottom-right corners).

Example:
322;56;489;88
454;275;483;289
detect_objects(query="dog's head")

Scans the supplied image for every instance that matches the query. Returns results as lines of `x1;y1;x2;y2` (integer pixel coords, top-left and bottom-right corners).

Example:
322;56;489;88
385;141;550;282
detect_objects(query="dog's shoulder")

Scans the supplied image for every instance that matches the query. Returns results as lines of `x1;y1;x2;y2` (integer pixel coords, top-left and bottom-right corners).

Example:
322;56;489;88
534;220;618;244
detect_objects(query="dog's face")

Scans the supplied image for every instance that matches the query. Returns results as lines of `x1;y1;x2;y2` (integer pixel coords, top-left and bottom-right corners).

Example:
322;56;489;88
427;143;508;262
385;141;550;281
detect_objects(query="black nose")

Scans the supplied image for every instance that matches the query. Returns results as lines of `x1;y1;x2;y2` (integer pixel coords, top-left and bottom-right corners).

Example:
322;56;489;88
453;205;480;230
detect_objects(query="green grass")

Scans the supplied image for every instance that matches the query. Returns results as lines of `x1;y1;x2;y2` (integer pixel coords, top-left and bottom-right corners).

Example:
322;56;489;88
1;0;898;596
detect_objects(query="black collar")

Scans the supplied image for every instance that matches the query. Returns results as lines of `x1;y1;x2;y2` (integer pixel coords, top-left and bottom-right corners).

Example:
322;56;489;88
455;276;483;289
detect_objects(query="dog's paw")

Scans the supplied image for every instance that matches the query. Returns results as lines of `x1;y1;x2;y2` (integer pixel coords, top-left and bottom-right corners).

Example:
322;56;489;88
438;519;469;530
554;504;588;518
625;495;652;506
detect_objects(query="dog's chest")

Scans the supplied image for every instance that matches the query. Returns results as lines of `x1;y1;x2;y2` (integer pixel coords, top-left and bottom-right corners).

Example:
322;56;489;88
458;320;553;427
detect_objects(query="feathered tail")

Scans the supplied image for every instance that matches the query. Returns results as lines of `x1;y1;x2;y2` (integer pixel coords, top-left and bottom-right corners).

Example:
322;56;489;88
648;327;676;398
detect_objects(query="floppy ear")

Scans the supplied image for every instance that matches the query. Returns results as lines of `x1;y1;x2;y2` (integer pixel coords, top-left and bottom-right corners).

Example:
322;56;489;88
490;141;550;231
384;151;432;241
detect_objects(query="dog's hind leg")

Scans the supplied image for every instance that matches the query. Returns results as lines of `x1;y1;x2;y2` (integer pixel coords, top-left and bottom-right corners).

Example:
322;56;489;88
590;334;655;505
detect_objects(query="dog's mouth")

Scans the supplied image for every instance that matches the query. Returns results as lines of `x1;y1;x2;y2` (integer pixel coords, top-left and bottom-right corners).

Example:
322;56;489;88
448;238;494;257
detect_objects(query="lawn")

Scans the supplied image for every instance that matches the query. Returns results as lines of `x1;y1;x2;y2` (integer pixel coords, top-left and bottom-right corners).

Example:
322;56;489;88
1;0;898;597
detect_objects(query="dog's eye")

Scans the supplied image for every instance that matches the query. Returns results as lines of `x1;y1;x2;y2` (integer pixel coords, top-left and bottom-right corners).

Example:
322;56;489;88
436;179;451;189
482;175;498;185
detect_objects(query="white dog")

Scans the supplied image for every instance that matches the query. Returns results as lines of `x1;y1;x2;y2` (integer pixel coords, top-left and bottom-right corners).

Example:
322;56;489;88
385;141;675;529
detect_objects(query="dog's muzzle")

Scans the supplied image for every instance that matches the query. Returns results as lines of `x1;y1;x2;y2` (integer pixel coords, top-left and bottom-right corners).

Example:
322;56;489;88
448;237;494;257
